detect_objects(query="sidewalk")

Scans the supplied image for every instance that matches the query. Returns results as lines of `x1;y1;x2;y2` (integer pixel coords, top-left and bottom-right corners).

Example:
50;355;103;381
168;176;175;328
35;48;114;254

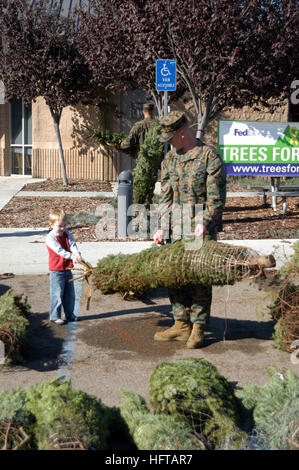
0;226;296;274
0;176;45;210
1;177;267;207
17;190;264;198
0;228;153;274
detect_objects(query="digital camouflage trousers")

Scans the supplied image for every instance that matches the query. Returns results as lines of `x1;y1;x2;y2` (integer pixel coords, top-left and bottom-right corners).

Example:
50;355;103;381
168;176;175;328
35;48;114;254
168;230;217;325
168;284;212;325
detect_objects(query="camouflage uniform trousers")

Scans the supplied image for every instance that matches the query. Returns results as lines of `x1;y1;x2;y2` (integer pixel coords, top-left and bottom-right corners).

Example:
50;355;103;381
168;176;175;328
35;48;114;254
168;231;217;326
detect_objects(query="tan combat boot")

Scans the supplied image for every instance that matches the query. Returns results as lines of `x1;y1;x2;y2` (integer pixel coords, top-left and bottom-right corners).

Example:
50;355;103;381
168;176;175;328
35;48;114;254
154;319;191;341
186;323;205;349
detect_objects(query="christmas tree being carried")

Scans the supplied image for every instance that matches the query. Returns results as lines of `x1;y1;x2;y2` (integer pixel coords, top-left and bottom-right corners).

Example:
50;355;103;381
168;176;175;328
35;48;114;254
71;239;276;299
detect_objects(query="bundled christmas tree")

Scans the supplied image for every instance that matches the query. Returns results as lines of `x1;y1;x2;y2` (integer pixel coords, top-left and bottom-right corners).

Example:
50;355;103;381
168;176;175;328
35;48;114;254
119;389;201;450
89;239;275;297
0;387;34;450
0;290;31;364
268;241;299;352
237;368;299;450
149;358;247;450
25;378;110;450
0;378;111;450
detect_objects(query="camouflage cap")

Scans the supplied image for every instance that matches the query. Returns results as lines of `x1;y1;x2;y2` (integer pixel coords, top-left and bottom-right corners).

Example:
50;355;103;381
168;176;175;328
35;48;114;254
143;102;155;111
159;111;188;142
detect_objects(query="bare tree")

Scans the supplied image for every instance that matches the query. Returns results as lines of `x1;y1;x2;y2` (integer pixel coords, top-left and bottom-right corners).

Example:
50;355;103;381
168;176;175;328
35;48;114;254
0;0;96;185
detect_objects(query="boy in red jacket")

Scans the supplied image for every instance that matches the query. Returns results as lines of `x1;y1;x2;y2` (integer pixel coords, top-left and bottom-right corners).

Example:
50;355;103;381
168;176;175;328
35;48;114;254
46;209;84;325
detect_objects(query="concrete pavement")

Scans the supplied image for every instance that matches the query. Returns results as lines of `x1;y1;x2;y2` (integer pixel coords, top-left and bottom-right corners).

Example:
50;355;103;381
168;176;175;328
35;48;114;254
17;190;265;198
0;226;297;274
0;228;153;274
0;176;45;210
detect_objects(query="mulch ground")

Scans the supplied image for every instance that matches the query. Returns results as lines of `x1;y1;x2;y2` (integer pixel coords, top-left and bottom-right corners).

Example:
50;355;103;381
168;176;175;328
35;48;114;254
21;178;113;192
1;179;299;241
221;196;299;240
0;196;114;242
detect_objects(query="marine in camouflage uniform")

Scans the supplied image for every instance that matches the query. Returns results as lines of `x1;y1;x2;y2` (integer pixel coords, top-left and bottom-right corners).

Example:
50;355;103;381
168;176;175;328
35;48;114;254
154;111;226;347
120;102;158;159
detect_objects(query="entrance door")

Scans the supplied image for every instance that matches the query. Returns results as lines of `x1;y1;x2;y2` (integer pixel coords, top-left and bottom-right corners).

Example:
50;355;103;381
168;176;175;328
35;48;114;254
10;99;32;175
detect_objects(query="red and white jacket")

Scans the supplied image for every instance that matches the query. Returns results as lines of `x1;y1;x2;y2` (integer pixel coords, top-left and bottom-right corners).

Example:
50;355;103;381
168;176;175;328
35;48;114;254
46;229;81;271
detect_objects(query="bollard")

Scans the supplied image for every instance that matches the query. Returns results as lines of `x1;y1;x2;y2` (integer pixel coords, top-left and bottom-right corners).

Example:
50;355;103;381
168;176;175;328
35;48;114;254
117;170;133;238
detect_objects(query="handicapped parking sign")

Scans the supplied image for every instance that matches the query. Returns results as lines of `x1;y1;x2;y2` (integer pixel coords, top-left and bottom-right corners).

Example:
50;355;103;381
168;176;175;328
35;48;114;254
156;60;176;91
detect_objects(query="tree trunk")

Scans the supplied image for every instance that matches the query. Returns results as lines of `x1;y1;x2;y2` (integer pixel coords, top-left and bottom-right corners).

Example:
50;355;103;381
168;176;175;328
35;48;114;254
151;90;163;118
49;107;68;186
196;96;212;141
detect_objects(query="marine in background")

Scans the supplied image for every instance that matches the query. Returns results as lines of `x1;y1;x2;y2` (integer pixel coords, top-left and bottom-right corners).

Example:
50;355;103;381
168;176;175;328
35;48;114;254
120;102;158;159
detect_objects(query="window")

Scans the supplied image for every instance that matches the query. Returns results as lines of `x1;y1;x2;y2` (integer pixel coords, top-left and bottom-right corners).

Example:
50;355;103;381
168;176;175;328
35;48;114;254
10;99;32;175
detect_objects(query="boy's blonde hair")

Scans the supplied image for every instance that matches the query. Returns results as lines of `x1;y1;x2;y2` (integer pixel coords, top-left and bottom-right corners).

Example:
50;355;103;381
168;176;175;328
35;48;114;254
49;209;68;225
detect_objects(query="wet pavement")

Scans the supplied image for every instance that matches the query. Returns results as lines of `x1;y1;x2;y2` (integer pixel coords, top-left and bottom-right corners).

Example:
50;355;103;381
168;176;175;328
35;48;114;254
0;274;298;408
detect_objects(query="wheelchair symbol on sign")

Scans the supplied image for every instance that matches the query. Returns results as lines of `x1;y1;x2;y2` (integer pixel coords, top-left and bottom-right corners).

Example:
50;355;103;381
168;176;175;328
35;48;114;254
161;63;171;77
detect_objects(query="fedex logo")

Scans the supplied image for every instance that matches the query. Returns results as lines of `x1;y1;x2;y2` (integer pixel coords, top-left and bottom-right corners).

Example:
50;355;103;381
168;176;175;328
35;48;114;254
234;129;256;136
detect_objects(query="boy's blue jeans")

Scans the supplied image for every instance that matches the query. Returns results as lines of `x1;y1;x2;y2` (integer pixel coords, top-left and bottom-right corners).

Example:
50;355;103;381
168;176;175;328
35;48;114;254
49;270;82;321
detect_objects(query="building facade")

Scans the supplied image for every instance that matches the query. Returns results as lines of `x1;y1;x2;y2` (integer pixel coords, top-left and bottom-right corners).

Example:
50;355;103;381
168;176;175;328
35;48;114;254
0;88;149;180
0;86;296;181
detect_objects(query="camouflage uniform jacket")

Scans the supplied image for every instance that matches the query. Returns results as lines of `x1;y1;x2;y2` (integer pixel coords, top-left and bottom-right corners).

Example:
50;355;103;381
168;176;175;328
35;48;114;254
120;118;158;159
160;141;226;237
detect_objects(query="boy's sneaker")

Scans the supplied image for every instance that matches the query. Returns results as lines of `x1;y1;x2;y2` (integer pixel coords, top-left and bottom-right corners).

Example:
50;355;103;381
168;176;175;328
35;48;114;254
51;319;65;325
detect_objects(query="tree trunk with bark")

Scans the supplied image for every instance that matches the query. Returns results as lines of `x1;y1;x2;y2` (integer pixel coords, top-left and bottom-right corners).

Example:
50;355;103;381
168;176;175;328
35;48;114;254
50;107;68;186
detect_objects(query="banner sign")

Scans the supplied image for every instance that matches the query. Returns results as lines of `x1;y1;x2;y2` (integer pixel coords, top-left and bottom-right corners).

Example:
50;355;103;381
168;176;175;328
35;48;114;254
218;120;299;176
